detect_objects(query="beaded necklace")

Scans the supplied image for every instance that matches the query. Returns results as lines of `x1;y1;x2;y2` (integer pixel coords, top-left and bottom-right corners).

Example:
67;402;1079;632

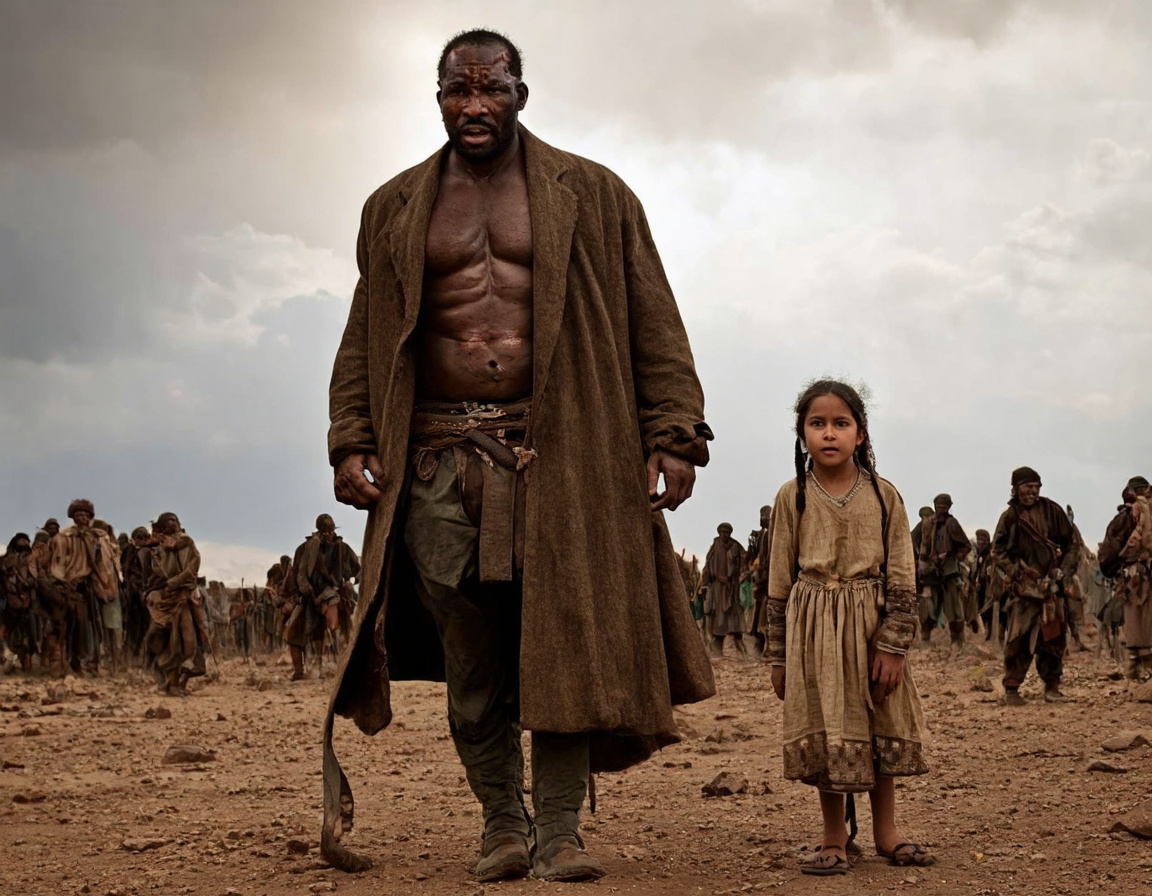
808;465;865;508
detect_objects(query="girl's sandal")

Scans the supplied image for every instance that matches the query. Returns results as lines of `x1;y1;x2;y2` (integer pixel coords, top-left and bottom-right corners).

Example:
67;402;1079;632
878;843;936;867
801;847;850;876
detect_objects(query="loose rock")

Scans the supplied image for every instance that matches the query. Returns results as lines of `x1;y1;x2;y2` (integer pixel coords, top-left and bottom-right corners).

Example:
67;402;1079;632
1101;732;1149;752
1088;760;1128;774
702;771;748;797
162;743;217;765
144;706;172;720
1109;798;1152;839
286;839;311;854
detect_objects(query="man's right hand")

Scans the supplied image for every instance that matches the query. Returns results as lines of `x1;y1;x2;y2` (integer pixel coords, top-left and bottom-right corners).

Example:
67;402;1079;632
333;453;387;509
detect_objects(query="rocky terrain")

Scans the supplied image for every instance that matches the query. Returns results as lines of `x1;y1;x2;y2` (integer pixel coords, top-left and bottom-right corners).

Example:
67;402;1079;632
2;635;1151;896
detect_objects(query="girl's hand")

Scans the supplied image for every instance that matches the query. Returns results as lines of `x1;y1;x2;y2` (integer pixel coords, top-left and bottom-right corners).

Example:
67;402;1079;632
771;666;786;701
870;651;905;697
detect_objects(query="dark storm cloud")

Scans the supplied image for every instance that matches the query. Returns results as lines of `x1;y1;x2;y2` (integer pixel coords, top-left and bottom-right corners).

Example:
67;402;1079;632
0;0;384;153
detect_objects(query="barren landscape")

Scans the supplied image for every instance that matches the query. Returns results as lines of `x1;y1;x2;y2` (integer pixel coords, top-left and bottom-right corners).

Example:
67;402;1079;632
3;636;1152;896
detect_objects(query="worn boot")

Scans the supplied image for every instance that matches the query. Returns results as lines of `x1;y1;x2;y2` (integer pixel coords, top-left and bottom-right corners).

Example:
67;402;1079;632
733;634;749;659
289;646;305;681
1003;686;1025;706
710;635;725;658
948;620;966;649
531;733;604;882
1043;682;1070;703
474;806;532;881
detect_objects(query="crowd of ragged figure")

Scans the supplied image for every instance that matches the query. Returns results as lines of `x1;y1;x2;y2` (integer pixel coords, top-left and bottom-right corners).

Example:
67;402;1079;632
0;505;360;693
682;471;1152;692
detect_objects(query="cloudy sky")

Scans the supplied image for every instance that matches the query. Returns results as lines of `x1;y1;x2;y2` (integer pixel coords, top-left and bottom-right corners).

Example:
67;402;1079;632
2;0;1149;580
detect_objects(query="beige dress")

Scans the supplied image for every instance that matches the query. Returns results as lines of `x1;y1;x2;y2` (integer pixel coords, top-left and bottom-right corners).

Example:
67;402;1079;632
768;472;928;792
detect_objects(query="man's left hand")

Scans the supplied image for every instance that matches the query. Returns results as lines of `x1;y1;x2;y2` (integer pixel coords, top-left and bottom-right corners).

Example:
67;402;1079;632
647;449;696;512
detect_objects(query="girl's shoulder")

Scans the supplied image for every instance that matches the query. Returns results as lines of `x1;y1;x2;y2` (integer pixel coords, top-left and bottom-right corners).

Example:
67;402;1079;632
771;479;799;515
872;474;907;507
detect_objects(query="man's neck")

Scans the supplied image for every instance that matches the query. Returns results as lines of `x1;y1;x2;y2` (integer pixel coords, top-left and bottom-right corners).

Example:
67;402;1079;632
447;132;522;182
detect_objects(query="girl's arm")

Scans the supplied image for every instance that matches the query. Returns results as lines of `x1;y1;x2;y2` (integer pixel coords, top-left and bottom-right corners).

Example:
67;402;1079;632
874;484;918;657
766;483;798;670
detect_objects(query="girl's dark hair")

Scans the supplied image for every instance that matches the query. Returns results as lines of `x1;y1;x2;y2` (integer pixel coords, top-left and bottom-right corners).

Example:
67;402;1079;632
793;379;888;538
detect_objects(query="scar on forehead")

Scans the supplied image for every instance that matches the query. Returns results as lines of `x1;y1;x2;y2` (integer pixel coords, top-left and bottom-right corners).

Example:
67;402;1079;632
446;46;514;69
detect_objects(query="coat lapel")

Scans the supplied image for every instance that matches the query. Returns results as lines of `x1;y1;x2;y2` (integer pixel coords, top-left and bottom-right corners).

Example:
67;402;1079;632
386;147;446;328
522;128;577;407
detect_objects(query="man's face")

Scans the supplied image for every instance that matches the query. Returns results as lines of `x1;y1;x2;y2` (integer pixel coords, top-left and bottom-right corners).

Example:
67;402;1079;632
760;508;772;529
934;500;950;518
718;527;732;544
1017;481;1041;507
72;511;91;528
976;532;990;552
133;533;148;547
320;525;336;543
46;522;60;537
438;44;526;164
14;537;30;553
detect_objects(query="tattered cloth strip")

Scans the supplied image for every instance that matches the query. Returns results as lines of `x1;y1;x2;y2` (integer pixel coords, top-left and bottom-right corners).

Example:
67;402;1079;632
409;399;536;480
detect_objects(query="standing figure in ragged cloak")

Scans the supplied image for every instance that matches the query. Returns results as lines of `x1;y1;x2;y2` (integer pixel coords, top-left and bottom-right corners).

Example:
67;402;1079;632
992;468;1080;705
318;28;715;882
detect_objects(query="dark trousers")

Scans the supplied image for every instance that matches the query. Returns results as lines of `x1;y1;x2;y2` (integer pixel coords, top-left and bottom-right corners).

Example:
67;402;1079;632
406;449;588;838
1003;626;1065;689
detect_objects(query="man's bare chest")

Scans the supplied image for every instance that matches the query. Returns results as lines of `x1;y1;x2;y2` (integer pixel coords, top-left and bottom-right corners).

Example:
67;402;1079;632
424;180;533;274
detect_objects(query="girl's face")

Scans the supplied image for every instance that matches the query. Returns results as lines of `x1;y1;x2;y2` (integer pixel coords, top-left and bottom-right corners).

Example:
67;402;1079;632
803;393;864;472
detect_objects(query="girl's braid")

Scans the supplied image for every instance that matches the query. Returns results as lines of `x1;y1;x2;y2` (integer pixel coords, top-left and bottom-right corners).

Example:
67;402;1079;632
794;437;809;516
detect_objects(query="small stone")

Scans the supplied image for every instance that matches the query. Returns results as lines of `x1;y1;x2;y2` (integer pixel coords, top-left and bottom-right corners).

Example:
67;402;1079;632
1109;797;1152;839
1132;681;1152;703
2;759;25;769
226;830;241;840
12;791;47;803
22;725;42;737
162;744;216;765
1088;760;1128;774
286;839;311;854
216;713;227;722
971;667;994;692
702;771;749;797
121;837;168;852
308;883;336;892
1101;732;1150;752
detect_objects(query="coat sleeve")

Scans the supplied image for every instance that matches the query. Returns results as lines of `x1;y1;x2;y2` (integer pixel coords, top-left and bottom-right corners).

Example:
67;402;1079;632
620;187;712;466
168;542;201;592
1099;511;1132;578
328;201;379;467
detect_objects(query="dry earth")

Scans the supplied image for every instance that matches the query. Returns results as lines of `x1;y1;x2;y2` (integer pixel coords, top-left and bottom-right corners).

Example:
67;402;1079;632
2;633;1152;896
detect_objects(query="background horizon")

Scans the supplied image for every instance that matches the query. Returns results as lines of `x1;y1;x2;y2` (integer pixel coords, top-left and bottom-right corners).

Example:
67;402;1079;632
2;0;1150;582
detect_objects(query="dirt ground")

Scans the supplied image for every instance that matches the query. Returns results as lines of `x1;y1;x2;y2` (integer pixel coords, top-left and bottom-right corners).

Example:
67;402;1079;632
2;631;1151;896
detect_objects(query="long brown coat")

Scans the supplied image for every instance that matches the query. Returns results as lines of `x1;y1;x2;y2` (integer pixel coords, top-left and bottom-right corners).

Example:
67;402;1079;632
321;127;716;870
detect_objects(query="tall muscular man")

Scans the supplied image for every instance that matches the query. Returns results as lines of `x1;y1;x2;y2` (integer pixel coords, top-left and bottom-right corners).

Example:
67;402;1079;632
322;30;715;882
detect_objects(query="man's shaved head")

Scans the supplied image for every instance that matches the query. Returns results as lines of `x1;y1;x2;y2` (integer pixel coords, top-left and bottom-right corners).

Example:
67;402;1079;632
438;28;523;83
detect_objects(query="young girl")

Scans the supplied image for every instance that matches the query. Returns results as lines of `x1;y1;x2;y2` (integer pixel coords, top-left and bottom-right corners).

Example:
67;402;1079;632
766;380;933;875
